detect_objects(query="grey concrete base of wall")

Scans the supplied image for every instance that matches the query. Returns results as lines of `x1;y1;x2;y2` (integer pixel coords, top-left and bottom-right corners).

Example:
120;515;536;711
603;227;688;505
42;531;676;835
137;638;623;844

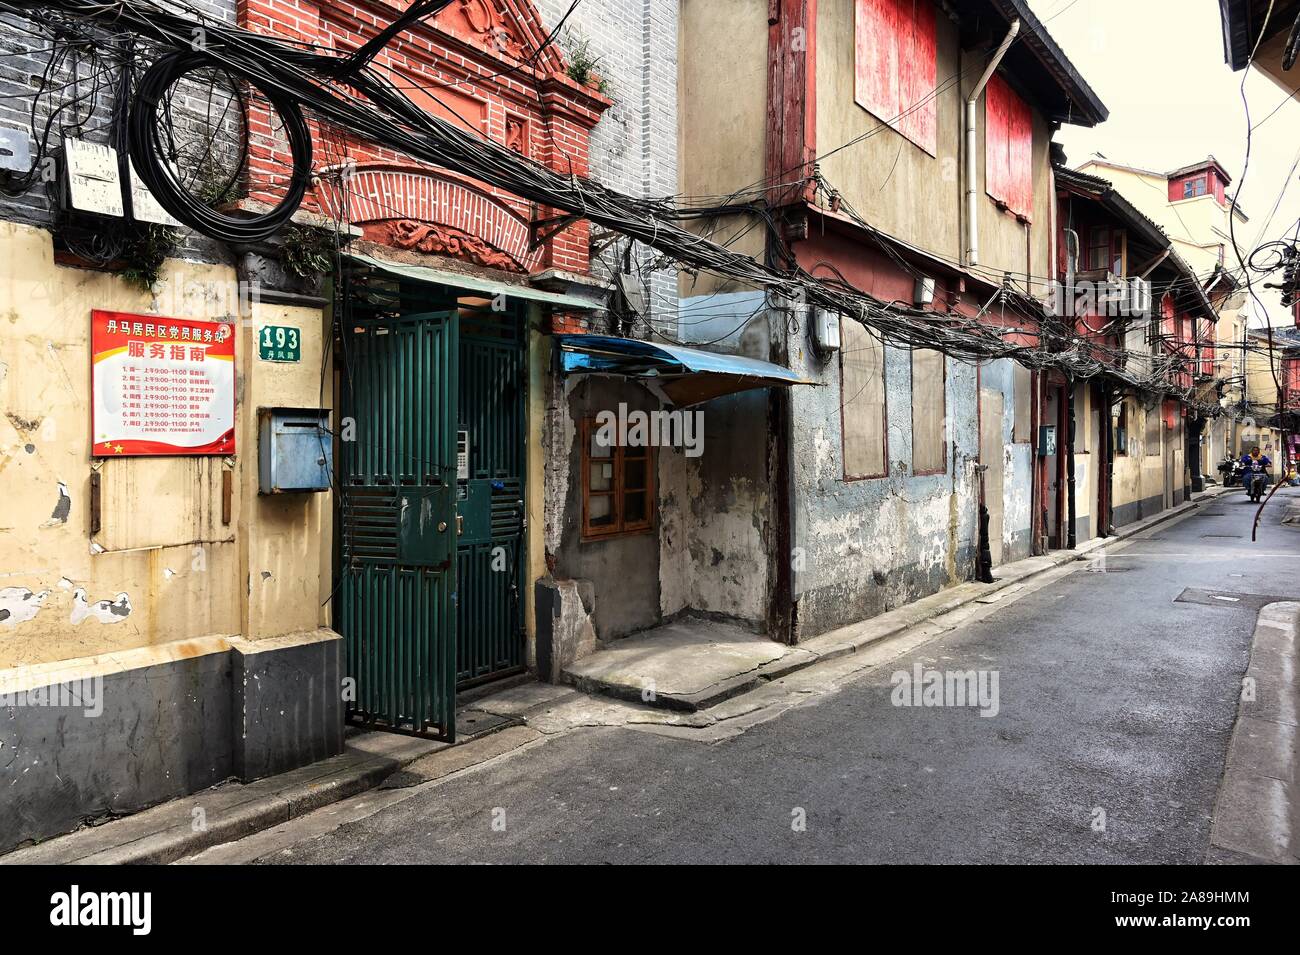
0;629;344;854
231;632;345;781
1113;493;1168;530
798;545;977;639
1209;602;1299;864
534;577;597;684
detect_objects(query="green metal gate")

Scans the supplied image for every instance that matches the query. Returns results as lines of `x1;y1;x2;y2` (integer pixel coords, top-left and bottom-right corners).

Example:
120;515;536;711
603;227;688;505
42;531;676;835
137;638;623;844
338;276;528;740
339;306;460;739
456;302;528;688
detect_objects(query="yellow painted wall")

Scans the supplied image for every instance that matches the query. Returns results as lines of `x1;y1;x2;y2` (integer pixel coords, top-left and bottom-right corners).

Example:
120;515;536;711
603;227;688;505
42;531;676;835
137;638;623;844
1111;396;1178;515
0;221;332;670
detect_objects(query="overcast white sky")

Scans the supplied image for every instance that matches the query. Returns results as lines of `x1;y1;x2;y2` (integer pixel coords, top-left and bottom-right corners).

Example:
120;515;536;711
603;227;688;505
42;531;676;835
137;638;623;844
1026;0;1300;326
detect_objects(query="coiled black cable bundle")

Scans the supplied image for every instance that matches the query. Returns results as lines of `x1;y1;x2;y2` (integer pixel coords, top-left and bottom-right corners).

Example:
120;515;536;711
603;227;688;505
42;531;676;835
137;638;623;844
129;50;312;243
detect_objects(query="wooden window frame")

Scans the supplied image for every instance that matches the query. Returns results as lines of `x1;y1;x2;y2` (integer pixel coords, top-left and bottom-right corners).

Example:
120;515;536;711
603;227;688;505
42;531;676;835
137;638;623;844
1087;227;1126;274
581;416;655;541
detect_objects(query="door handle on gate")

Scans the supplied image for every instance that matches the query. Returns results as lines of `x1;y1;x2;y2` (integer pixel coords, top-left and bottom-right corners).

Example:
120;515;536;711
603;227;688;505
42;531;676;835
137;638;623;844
456;514;464;536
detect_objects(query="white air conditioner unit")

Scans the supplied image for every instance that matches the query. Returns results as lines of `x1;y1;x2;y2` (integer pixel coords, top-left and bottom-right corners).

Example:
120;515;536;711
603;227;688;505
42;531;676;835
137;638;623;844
1125;277;1152;317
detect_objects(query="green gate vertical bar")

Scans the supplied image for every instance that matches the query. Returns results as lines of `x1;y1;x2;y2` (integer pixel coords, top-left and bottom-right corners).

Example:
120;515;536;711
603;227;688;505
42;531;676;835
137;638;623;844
338;280;459;740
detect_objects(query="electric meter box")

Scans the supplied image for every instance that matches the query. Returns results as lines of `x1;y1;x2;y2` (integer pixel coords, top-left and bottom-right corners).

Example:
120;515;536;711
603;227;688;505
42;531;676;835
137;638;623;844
812;308;842;354
258;408;332;494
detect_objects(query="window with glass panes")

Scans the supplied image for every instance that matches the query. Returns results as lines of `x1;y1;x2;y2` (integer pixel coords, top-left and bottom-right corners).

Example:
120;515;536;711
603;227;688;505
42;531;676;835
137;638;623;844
582;416;654;539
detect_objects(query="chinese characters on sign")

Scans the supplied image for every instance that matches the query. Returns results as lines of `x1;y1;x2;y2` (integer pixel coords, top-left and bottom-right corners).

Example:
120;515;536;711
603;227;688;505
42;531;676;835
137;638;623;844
91;309;236;456
258;325;301;363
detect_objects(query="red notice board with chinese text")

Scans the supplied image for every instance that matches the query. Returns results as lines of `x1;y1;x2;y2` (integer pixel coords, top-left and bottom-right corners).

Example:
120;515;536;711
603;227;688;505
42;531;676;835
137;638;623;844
91;310;236;456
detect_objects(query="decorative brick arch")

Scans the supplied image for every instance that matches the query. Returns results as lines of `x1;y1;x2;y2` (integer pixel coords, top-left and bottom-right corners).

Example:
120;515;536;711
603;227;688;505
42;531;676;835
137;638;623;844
320;167;541;271
239;0;610;275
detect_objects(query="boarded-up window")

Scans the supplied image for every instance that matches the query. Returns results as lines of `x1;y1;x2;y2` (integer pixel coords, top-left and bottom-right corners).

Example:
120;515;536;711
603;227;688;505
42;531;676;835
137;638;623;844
1012;364;1032;443
1144;404;1161;456
842;320;888;478
985;73;1033;220
911;349;946;473
854;0;938;155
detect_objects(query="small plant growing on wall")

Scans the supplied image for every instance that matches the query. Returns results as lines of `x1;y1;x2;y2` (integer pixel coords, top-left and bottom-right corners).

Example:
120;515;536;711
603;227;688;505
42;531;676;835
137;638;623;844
119;224;181;293
278;225;336;279
563;31;609;94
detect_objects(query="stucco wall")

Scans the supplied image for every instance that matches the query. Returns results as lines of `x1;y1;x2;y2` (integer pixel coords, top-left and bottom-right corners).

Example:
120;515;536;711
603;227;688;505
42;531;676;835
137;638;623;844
548;375;663;639
0;221;331;671
657;388;771;630
790;307;986;637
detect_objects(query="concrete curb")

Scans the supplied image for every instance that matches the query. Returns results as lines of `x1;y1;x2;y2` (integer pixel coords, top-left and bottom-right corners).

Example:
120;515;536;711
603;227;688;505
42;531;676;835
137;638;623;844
1209;601;1300;865
571;488;1228;713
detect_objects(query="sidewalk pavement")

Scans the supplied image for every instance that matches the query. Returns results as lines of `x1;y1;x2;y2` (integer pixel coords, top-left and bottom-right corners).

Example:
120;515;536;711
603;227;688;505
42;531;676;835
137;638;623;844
1;486;1228;865
565;486;1233;712
1208;600;1300;865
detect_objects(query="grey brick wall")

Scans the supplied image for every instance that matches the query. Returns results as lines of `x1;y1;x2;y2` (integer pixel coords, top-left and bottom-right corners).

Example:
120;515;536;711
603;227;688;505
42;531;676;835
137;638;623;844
536;0;679;332
0;2;235;263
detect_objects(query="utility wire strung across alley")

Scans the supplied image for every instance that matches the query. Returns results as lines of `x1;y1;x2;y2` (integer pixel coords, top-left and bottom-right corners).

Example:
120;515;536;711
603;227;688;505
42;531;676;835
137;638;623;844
0;0;1281;417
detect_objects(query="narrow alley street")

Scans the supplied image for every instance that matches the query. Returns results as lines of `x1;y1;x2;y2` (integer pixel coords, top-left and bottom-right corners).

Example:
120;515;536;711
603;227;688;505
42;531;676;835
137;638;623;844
197;489;1298;865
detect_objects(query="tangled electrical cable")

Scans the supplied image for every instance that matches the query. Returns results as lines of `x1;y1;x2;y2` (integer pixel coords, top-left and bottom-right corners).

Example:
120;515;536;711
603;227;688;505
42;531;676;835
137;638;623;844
0;0;1239;414
129;49;312;241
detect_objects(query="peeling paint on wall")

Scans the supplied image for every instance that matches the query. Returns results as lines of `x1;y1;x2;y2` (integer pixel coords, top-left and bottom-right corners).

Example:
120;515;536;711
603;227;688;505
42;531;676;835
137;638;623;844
0;586;49;628
40;480;70;527
69;589;132;625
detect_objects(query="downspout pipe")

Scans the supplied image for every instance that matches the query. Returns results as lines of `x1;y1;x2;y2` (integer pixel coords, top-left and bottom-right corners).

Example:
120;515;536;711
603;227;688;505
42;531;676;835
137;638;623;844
1066;381;1077;549
966;19;1021;267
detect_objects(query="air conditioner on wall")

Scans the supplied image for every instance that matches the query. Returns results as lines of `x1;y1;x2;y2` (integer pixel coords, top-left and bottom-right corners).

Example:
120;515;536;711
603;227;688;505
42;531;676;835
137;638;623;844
1125;278;1152;317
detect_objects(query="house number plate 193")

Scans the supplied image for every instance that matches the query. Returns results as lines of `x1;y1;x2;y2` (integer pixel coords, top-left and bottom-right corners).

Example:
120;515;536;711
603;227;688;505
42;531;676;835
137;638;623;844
259;325;301;363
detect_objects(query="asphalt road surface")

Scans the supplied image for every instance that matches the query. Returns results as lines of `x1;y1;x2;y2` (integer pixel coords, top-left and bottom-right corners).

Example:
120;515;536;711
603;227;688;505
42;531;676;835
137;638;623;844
267;487;1299;864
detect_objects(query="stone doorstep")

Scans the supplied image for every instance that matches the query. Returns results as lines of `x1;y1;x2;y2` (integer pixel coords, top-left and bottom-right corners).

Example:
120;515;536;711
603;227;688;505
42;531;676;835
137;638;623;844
562;489;1225;713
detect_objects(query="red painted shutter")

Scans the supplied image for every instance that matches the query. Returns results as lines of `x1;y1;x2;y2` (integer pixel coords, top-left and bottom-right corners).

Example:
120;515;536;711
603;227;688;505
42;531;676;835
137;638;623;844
855;0;900;132
856;0;936;154
1008;91;1033;219
985;74;1033;220
898;0;937;155
985;74;1011;207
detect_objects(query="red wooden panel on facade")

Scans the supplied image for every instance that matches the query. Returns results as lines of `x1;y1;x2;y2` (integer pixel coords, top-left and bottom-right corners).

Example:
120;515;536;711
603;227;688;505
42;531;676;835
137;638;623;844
855;0;937;156
985;73;1033;220
898;1;937;152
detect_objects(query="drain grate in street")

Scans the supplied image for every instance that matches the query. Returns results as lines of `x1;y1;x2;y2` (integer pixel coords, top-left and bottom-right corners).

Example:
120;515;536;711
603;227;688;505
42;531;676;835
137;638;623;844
1199;511;1228;517
1200;534;1243;539
1174;588;1296;611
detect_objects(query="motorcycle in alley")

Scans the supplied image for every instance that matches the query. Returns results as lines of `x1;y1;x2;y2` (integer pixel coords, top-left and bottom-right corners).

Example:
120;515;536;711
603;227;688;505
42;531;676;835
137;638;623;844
1217;456;1243;487
1244;467;1272;503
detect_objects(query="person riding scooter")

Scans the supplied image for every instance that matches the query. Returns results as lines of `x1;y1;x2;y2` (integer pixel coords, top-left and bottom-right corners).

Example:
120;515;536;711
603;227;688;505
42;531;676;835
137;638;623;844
1239;446;1273;503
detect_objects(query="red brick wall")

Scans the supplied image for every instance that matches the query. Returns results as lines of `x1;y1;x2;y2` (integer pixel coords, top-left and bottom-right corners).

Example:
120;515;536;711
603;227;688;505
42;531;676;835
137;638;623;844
238;0;609;275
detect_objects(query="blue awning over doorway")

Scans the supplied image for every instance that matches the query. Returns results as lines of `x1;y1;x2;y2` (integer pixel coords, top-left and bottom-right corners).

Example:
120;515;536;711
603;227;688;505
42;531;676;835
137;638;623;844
556;334;814;407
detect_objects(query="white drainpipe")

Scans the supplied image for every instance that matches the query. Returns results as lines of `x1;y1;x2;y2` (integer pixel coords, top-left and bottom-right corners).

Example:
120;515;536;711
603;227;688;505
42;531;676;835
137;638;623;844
966;19;1021;268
